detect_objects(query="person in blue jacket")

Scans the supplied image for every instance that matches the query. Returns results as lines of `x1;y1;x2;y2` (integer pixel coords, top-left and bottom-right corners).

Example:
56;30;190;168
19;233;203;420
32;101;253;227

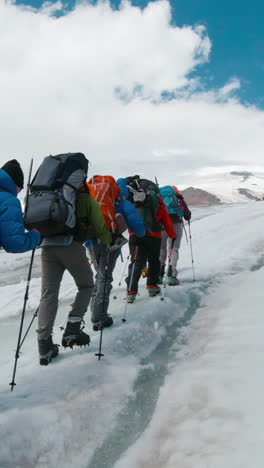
86;177;145;330
115;178;146;237
0;159;41;252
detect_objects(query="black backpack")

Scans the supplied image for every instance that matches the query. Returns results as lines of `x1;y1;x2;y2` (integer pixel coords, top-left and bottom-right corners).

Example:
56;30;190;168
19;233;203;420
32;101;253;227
24;153;89;236
126;176;160;233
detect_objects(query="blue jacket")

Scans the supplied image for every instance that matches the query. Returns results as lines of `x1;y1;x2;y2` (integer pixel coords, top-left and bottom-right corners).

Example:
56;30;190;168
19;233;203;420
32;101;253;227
0;169;40;253
116;178;145;237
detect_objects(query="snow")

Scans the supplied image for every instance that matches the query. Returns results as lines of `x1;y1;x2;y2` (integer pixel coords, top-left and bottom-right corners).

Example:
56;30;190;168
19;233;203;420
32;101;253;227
1;201;264;467
114;270;264;468
185;169;264;203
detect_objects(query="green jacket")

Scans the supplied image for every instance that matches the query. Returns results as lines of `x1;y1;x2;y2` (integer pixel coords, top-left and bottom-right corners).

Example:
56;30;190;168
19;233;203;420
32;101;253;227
75;192;112;244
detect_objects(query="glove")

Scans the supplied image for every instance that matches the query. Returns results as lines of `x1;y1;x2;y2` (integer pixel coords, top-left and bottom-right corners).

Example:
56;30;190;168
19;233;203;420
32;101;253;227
115;212;128;234
171;237;176;248
129;235;142;247
109;233;128;252
31;228;42;245
110;232;119;245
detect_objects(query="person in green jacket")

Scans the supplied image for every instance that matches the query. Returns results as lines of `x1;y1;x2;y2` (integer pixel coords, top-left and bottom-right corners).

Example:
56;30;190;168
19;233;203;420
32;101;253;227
37;186;111;366
75;189;112;244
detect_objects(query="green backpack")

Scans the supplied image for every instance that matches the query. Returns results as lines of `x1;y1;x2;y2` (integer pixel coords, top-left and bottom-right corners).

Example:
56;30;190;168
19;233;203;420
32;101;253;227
126;176;160;233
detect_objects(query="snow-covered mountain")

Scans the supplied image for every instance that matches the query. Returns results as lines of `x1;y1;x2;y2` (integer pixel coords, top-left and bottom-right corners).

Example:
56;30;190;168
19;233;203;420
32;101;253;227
181;187;222;206
182;170;264;205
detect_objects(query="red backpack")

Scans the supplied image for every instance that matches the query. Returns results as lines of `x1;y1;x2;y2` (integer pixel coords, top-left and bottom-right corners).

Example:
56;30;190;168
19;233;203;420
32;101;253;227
88;175;120;232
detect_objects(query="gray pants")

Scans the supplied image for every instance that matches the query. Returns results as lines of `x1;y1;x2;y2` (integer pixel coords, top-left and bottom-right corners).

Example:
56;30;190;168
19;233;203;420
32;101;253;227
37;241;94;340
160;222;183;277
88;244;120;323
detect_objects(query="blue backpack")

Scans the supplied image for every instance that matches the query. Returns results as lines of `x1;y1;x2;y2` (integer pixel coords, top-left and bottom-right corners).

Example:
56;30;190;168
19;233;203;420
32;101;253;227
160;185;184;217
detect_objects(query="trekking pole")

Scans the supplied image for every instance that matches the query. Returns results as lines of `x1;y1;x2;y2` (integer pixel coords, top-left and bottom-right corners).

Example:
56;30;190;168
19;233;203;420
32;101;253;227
160;264;167;302
161;238;174;302
120;249;124;263
10;157;35;391
113;255;129;300
59;314;68;331
23;157;33;213
95;246;110;360
19;159;37;350
188;221;196;282
19;306;39;350
121;246;138;323
182;221;188;243
10;249;36;391
89;243;104;280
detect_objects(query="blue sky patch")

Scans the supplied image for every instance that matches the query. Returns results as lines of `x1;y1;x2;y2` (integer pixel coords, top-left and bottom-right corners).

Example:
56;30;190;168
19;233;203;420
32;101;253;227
15;0;264;108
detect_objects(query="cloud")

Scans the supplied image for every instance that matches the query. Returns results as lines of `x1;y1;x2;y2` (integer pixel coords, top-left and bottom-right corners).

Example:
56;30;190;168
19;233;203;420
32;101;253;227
0;0;263;188
218;78;241;97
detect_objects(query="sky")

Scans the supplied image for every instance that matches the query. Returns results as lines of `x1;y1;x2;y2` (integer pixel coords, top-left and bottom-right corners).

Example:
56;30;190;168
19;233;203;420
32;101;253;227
0;0;264;187
16;0;264;108
1;201;264;467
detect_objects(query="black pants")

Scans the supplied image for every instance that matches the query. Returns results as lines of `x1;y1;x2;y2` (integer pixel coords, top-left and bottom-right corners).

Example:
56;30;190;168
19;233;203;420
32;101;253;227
126;236;161;292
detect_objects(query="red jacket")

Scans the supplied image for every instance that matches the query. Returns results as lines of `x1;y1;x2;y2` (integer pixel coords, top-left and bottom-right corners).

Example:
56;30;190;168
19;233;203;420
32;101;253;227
150;196;176;239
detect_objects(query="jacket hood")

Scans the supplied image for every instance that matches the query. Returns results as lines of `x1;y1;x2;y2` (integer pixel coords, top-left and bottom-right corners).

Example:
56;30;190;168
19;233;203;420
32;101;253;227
117;178;128;198
172;186;183;199
0;169;17;196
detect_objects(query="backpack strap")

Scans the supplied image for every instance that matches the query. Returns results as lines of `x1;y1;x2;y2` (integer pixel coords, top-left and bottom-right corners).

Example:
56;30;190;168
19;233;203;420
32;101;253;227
64;182;78;191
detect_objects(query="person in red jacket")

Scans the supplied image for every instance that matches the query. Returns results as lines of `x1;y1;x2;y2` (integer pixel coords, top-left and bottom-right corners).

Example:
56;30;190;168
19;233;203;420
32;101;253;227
126;194;176;302
159;186;191;285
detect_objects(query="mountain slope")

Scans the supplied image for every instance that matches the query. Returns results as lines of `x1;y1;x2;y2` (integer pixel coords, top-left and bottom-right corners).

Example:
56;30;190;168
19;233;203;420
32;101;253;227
182;170;264;205
181;187;222;206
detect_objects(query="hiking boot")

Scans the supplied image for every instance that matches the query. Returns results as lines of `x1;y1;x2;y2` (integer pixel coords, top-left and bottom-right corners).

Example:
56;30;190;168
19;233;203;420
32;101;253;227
127;291;137;303
147;285;161;297
92;315;113;331
167;276;180;286
61;316;90;348
38;336;59;366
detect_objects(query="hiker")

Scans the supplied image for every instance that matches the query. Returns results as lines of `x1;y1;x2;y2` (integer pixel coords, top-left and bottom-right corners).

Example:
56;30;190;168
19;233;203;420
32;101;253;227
159;185;191;285
86;176;145;331
0;159;41;252
25;153;111;365
125;176;176;302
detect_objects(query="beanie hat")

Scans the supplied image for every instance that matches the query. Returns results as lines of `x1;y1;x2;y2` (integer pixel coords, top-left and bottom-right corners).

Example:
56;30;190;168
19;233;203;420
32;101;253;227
1;159;24;188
